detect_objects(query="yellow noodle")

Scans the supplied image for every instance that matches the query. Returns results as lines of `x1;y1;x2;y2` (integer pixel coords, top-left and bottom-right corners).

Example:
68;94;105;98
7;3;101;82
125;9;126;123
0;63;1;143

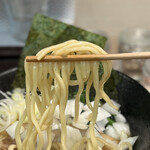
96;137;116;150
54;63;67;150
51;143;61;150
85;65;93;111
119;142;133;150
74;62;84;122
46;124;53;150
99;62;118;110
88;62;100;150
71;137;88;150
9;40;132;150
31;63;44;150
37;40;78;60
8;144;17;150
15;110;26;149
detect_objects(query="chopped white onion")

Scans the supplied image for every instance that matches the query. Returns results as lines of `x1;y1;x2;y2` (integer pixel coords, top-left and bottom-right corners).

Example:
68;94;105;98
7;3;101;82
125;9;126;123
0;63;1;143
65;99;84;117
102;103;119;115
52;118;60;130
105;125;120;140
0;90;138;150
21;129;27;140
12;88;25;93
0;89;25;131
72;115;89;129
115;113;126;123
54;99;84;119
95;119;108;132
11;91;24;102
6;91;12;96
6;121;24;139
83;101;99;111
96;107;111;122
113;122;130;139
0;90;11;99
111;99;121;108
66;126;82;150
120;131;128;140
80;110;91;120
118;136;138;150
0;108;11;132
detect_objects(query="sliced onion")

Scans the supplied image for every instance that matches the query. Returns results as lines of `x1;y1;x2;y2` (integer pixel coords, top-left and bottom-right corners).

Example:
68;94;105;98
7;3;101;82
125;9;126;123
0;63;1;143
96;107;111;122
120;131;128;140
95;119;108;132
6;121;24;139
113;122;130;139
6;91;12;96
52;118;60;130
66;126;82;150
12;88;25;93
0;99;14;111
65;99;84;117
115;113;126;123
11;91;25;102
54;99;84;119
72;115;89;129
80;110;92;120
101;103;119;115
0;90;11;99
105;125;120;140
21;129;27;140
111;99;121;108
118;136;138;150
0;108;11;132
83;101;96;111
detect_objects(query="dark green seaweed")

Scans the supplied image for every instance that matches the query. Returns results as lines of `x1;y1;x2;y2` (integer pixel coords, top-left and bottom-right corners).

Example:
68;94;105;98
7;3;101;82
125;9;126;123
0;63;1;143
12;14;107;88
12;14;121;102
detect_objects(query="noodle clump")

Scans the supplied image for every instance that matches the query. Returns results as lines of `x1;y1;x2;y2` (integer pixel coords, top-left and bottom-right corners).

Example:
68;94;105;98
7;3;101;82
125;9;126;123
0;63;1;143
9;40;133;150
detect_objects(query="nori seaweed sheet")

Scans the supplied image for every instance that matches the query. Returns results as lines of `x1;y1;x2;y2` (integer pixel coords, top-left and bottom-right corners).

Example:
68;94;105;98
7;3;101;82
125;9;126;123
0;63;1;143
12;14;107;88
12;13;120;101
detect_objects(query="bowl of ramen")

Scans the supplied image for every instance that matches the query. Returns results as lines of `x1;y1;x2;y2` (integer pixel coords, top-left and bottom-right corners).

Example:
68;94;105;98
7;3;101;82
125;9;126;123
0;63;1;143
0;40;150;150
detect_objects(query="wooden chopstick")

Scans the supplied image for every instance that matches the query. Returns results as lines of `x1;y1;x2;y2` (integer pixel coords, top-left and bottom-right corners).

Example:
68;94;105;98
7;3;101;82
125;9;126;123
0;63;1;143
26;52;150;62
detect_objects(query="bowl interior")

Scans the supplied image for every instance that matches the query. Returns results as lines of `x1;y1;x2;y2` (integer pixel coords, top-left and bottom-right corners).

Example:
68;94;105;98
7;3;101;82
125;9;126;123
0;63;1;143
0;68;150;150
